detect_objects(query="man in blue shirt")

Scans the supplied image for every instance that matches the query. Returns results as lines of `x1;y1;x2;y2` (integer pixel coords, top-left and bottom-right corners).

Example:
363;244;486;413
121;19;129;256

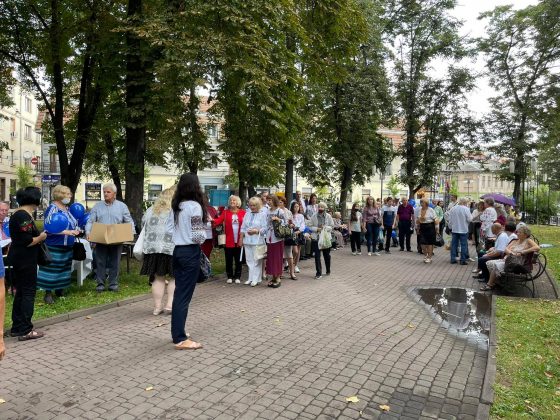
86;183;135;292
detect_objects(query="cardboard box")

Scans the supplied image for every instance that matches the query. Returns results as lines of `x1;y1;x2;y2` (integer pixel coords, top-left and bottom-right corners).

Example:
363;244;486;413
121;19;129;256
89;223;134;244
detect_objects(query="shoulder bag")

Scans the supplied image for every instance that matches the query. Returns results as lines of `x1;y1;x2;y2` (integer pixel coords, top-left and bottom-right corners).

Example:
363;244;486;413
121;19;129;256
30;218;52;266
72;237;87;261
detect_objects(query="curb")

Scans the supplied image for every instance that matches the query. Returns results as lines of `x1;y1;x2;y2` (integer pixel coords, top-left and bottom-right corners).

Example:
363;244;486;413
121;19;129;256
477;294;497;419
4;273;229;335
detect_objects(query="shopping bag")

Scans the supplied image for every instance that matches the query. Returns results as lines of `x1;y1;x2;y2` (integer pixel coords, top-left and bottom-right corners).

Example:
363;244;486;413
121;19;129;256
133;228;145;261
318;229;332;250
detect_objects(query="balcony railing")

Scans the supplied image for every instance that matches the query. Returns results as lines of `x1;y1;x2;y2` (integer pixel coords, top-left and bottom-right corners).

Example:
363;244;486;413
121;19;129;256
35;162;60;174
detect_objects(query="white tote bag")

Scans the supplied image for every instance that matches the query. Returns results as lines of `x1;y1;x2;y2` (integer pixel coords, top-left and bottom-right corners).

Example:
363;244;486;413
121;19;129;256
133;228;145;261
254;232;267;260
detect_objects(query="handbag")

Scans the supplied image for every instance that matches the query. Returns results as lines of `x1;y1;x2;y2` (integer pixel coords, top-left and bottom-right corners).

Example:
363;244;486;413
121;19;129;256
504;253;529;274
217;233;226;246
38;242;52;266
133;228;145;261
198;251;211;282
283;230;299;246
435;233;445;247
254;232;267;260
72;238;87;261
272;219;292;239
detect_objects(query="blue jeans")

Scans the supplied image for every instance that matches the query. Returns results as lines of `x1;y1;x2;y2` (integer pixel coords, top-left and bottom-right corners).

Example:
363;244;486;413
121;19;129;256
451;233;468;263
366;223;380;253
171;245;200;344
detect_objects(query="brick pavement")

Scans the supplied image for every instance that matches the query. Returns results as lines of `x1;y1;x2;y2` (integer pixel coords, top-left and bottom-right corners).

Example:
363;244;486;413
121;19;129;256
0;242;556;419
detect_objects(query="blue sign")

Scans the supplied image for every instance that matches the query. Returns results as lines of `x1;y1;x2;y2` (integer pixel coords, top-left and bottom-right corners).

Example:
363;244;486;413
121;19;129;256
42;175;61;183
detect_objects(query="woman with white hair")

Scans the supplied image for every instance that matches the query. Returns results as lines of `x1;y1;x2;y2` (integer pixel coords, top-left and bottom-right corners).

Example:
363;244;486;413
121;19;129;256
140;187;176;315
212;195;246;284
308;202;334;279
37;185;81;304
265;195;286;288
241;197;267;286
415;198;439;263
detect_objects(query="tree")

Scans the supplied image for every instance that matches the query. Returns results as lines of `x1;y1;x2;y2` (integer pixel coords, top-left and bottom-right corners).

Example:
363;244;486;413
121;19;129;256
16;165;33;188
386;174;401;198
0;0;120;193
297;0;392;217
479;0;560;203
384;0;478;198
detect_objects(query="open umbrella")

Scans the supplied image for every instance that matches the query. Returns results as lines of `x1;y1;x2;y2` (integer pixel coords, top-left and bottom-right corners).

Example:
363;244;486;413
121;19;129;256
481;193;515;207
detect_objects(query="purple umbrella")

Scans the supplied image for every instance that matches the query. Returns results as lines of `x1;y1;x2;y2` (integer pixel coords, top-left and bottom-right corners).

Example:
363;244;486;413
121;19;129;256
481;193;515;206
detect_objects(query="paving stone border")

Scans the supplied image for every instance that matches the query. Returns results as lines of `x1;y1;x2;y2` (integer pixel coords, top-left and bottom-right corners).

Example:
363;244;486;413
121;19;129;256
477;294;497;420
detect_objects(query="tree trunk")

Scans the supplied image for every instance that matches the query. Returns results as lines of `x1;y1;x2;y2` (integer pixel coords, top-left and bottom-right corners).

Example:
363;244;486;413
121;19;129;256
248;184;257;198
238;178;248;205
339;165;353;219
125;0;148;229
103;133;123;200
285;157;294;203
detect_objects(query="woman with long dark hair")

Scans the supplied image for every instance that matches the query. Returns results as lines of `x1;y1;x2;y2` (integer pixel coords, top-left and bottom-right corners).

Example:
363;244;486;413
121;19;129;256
362;196;381;256
167;173;207;350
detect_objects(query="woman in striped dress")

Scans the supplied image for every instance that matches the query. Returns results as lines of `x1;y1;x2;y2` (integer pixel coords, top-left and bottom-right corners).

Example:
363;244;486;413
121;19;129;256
37;185;80;304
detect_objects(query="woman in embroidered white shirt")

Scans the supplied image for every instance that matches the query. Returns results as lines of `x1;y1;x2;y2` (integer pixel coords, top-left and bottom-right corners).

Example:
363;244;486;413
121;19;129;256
241;197;268;287
167;173;207;350
415;198;439;263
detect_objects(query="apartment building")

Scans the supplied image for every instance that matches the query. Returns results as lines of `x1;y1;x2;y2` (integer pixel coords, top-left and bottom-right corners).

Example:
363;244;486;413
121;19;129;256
0;85;43;202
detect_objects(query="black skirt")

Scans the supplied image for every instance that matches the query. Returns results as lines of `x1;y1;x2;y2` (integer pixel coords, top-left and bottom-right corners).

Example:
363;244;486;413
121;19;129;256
419;222;436;246
140;253;174;283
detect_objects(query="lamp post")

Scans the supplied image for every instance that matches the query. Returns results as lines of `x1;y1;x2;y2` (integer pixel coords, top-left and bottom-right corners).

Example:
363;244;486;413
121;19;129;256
443;165;452;209
464;178;473;199
531;157;538;224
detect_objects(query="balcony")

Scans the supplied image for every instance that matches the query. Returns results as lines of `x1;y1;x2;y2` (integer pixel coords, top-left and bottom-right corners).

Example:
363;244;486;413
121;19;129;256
36;162;60;174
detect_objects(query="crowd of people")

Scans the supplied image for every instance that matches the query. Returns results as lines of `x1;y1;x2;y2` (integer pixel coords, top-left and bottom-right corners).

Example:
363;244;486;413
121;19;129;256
0;177;538;356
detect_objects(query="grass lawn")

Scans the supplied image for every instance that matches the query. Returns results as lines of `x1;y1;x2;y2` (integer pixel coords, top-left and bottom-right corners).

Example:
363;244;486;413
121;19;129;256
492;298;560;419
3;248;225;330
529;225;560;285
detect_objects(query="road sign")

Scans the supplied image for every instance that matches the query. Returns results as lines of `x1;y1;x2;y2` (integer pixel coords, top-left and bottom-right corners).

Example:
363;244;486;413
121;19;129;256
31;157;39;165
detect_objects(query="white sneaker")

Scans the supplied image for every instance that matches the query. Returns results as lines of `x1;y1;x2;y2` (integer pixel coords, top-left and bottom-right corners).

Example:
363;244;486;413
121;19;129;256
368;252;372;256
226;278;233;284
234;279;241;284
295;266;300;273
250;281;259;287
244;279;251;285
357;252;362;255
374;252;380;256
352;252;357;256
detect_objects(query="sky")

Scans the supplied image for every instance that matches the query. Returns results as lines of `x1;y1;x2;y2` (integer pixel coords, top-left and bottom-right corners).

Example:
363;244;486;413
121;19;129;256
451;0;539;114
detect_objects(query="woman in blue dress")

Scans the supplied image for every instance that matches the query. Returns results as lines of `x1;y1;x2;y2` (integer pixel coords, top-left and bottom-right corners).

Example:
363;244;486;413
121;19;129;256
37;185;80;304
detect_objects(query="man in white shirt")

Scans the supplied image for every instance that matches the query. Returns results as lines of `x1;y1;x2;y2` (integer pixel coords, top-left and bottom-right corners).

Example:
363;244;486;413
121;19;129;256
448;197;473;265
474;223;516;282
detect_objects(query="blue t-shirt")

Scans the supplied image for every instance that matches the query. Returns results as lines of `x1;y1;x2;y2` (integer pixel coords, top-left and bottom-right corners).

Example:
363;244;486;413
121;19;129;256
0;252;5;277
44;204;78;247
382;205;398;226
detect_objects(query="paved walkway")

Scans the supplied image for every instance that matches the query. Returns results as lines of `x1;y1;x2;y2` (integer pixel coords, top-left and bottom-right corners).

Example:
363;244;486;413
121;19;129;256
1;243;556;419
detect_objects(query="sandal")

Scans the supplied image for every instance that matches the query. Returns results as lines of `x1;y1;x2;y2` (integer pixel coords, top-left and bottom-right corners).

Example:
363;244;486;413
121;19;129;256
290;274;298;280
18;330;44;341
480;284;495;291
174;339;203;350
270;282;281;288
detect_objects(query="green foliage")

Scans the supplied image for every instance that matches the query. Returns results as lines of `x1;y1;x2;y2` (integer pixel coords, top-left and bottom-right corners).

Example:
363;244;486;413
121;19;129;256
522;185;560;224
386;174;401;198
450;179;459;197
479;0;560;202
385;0;478;197
16;165;33;188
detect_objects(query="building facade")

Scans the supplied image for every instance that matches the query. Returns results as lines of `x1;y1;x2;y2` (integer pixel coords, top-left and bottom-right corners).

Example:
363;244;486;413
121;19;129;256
0;85;43;203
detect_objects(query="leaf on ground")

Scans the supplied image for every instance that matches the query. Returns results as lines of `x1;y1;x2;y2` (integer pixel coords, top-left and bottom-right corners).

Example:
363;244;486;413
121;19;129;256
145;386;154;391
0;399;5;404
155;323;167;328
544;371;554;379
379;404;390;411
241;309;246;313
407;324;415;329
85;316;92;319
535;354;543;360
345;396;359;403
555;390;560;396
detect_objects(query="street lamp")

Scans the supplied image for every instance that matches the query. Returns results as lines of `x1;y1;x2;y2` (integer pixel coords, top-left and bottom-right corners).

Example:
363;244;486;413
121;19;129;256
443;165;452;209
464;178;473;199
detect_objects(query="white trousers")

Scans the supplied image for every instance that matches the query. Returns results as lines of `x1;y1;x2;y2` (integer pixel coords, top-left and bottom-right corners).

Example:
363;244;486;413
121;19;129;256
244;245;263;283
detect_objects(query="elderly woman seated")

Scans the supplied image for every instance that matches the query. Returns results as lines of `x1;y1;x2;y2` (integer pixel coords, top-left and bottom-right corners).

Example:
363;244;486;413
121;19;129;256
480;225;540;291
332;212;347;249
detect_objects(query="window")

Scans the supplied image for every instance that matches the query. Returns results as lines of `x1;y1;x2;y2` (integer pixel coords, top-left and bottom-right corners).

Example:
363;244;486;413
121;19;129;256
85;183;102;201
25;97;32;113
361;189;371;200
207;124;218;138
481;175;485;187
204;185;217;194
36;132;42;144
302;187;312;194
148;184;163;201
24;124;32;140
501;179;504;188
